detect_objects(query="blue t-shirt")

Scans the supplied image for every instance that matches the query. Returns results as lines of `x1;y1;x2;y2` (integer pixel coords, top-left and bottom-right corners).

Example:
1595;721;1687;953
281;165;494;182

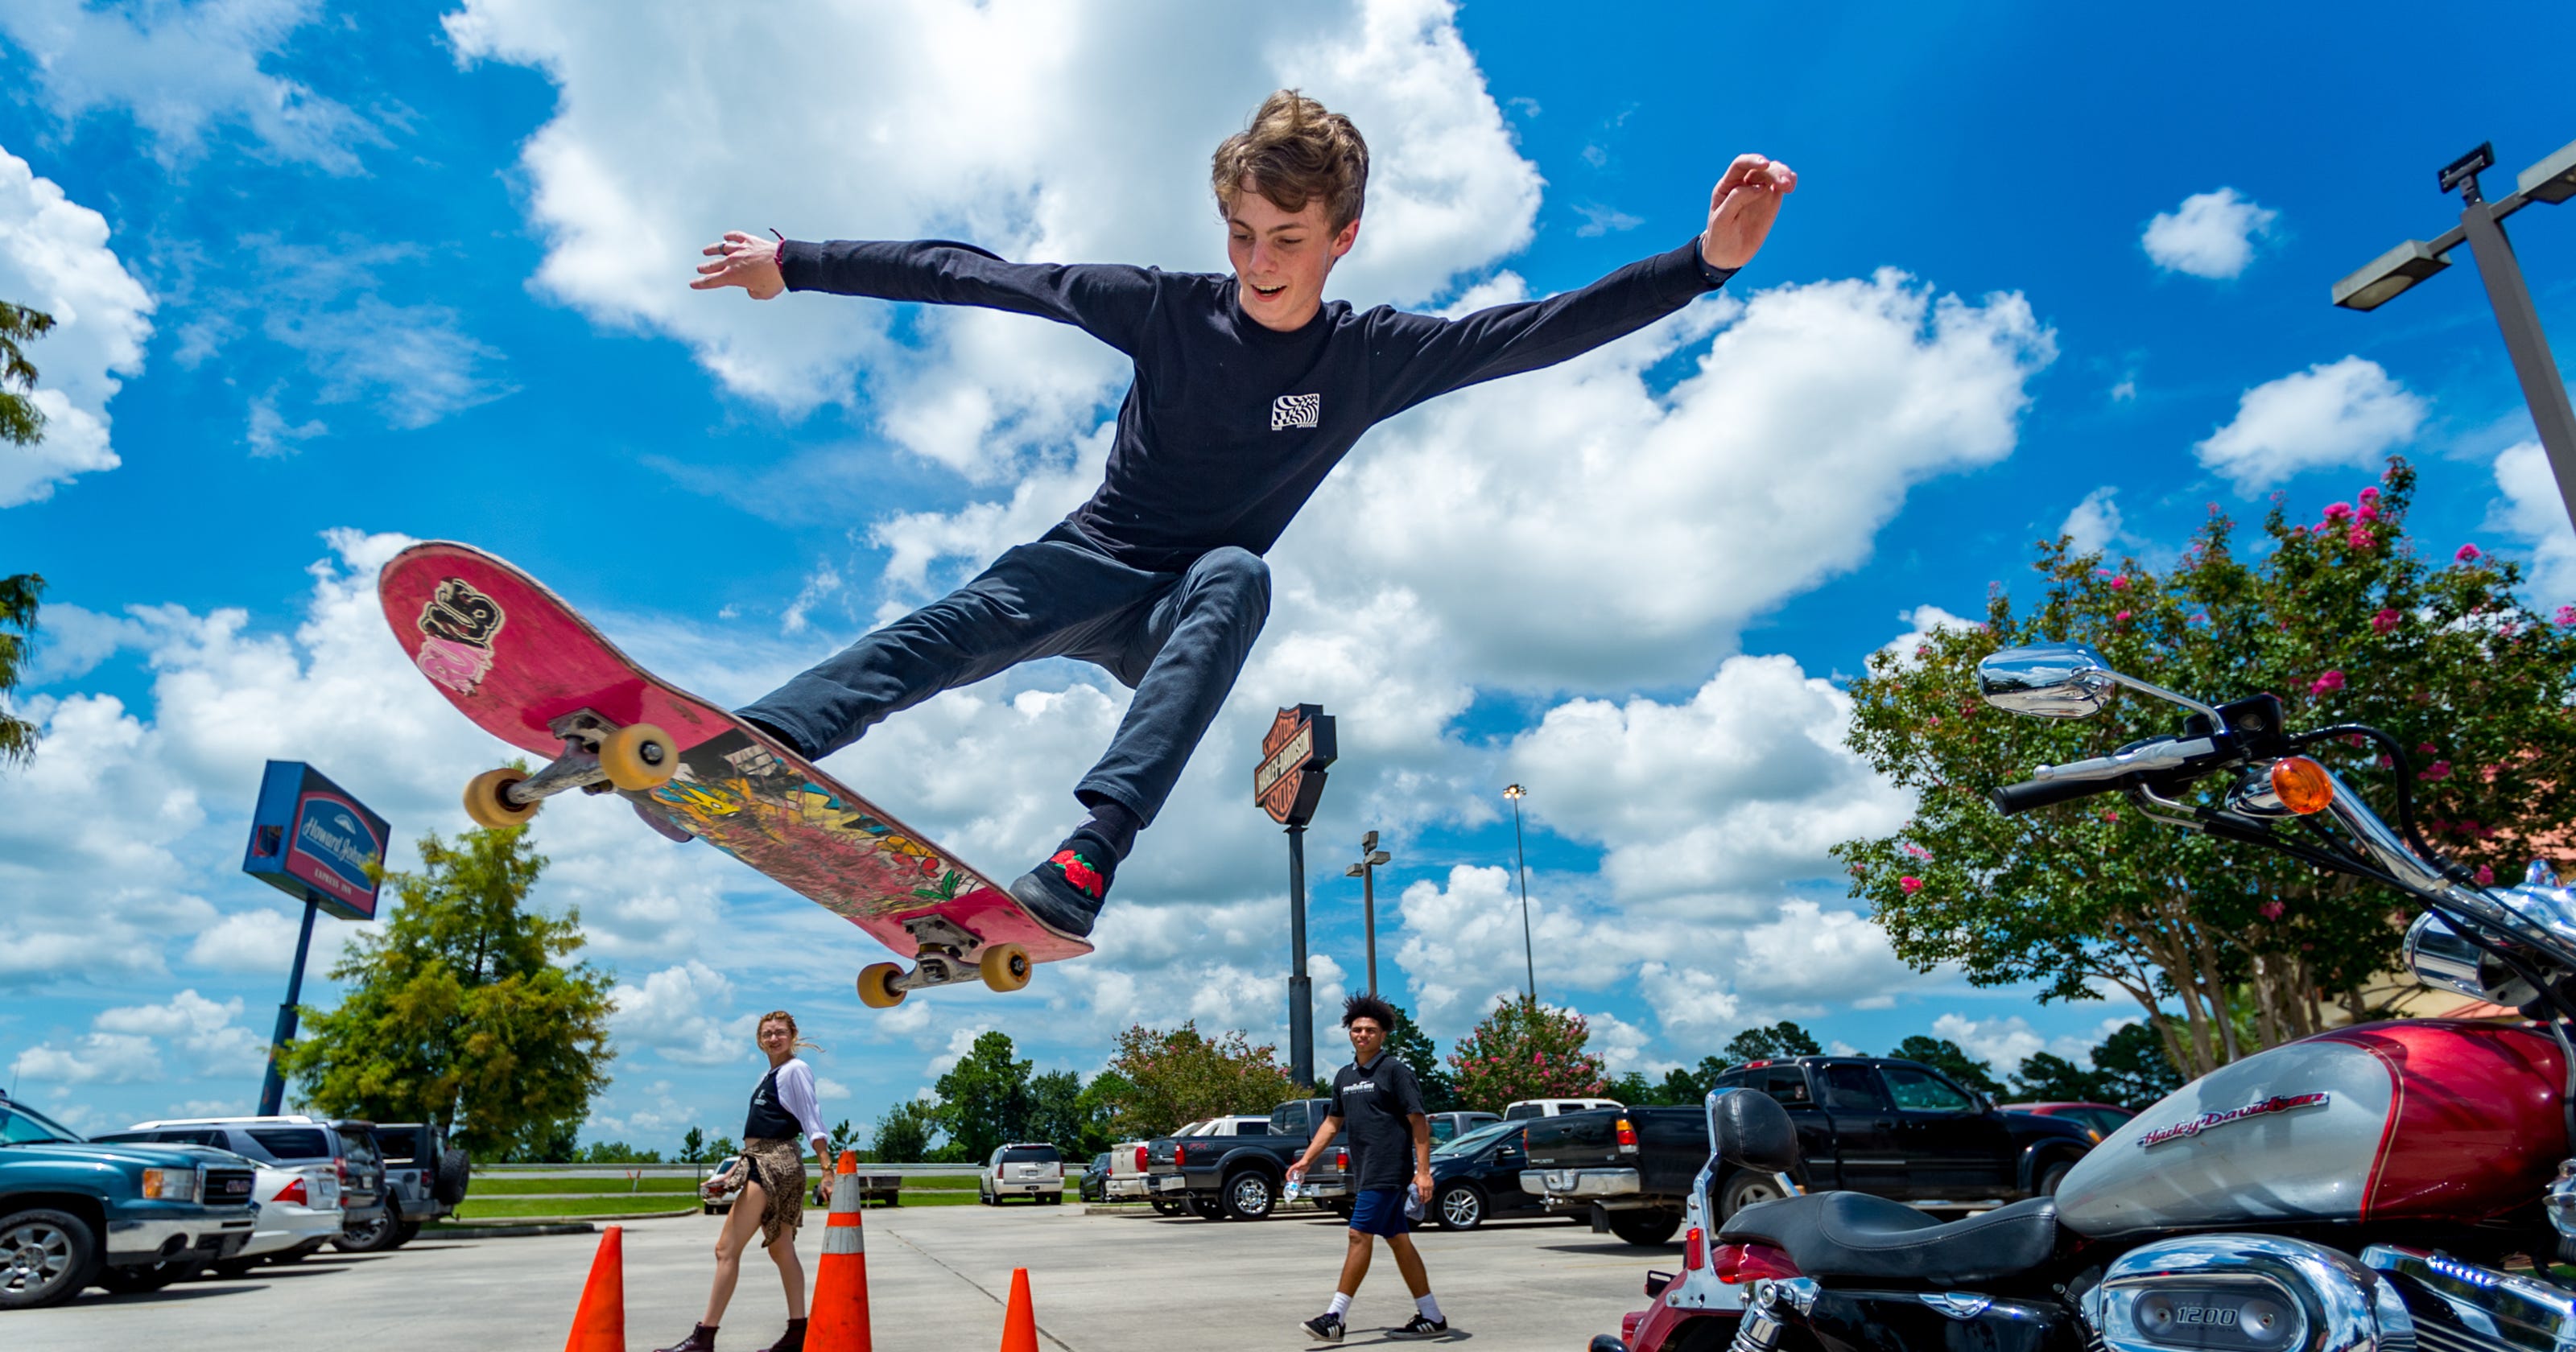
778;235;1736;574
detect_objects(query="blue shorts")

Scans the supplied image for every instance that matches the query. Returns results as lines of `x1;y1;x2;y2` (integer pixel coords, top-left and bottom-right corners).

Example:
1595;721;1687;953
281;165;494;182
1348;1186;1413;1237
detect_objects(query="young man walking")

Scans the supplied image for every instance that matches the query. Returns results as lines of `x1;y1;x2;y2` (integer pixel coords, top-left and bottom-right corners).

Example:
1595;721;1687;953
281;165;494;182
1286;994;1444;1341
691;91;1795;945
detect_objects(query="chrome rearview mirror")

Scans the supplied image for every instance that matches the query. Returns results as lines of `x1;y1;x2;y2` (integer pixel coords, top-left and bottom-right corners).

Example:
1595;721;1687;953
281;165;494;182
1976;643;2117;719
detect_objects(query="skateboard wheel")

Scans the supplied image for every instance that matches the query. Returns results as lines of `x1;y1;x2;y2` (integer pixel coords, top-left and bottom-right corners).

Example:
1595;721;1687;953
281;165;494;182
599;723;678;792
857;962;907;1009
464;768;539;830
980;943;1032;994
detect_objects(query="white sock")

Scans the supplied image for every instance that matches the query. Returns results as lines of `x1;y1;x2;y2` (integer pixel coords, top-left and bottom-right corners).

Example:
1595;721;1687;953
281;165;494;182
1416;1294;1443;1323
1327;1292;1353;1317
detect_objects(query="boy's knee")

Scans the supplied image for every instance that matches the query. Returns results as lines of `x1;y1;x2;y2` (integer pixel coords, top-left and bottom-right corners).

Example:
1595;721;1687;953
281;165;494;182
1195;547;1271;613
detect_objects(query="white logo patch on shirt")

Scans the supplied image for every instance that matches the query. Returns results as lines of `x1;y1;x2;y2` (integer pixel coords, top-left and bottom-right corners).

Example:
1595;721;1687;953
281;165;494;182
1272;392;1321;431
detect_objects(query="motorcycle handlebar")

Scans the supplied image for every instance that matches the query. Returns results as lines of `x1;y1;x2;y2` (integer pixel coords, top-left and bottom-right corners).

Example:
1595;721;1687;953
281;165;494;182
1991;776;2126;816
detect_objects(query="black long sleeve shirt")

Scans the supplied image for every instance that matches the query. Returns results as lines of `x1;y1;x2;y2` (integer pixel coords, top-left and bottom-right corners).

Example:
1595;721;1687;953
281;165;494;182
778;236;1737;573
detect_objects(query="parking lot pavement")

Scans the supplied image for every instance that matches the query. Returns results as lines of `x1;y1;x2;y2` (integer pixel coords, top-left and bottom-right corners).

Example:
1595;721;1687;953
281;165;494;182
11;1203;1671;1351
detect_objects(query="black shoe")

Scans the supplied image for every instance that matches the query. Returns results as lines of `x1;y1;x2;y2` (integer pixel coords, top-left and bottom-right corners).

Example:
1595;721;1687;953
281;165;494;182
653;1325;718;1352
1389;1313;1451;1338
752;1319;806;1352
1300;1313;1346;1343
1008;847;1108;941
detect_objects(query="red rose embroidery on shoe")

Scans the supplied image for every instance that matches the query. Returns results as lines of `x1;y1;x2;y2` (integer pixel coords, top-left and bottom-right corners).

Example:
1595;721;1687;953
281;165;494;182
1050;849;1106;899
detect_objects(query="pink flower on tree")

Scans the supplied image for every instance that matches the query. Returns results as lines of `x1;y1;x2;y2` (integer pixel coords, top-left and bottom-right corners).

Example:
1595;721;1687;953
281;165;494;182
1899;876;1924;895
2116;610;2133;624
2259;901;2285;921
2310;670;2346;696
2356;503;2379;523
2359;486;2380;505
2456;543;2482;563
2417;742;2438;756
2322;502;2354;522
2557;606;2576;628
2419;760;2452;782
2372;608;2401;634
2475;864;2496;887
2109;575;2128;590
2347;526;2372;550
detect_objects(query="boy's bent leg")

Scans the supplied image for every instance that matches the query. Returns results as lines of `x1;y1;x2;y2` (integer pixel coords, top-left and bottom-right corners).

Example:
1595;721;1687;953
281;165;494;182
737;540;1137;760
1075;545;1271;823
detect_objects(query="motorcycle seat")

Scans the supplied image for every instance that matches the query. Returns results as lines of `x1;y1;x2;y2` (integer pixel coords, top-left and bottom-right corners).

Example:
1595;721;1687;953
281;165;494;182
1716;1191;2059;1286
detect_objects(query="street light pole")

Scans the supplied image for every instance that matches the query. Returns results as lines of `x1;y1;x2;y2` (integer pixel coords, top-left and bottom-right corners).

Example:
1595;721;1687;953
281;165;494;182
1504;784;1535;1003
2334;138;2576;534
1344;831;1391;996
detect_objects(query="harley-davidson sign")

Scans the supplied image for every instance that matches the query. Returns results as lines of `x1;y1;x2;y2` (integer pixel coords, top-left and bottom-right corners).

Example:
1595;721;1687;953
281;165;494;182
2138;1091;2330;1149
1255;704;1337;826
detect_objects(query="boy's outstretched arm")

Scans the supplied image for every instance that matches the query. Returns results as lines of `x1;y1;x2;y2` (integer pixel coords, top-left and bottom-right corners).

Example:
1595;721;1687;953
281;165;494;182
690;229;1157;355
694;230;786;299
1701;153;1798;270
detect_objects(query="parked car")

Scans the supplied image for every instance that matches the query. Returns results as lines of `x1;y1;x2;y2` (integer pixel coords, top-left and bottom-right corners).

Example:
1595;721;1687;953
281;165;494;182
1522;1057;2096;1245
1999;1099;2136;1142
1077;1152;1112;1202
1146;1097;1351;1222
118;1115;389;1249
1426;1111;1501;1144
364;1122;470;1240
1425;1120;1556;1231
1104;1138;1154;1204
0;1090;260;1309
93;1134;345;1276
979;1143;1064;1204
1504;1098;1624;1119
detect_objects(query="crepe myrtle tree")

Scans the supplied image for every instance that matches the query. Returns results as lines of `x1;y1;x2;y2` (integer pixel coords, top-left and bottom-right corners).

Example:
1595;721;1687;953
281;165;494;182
1100;1022;1298;1139
1835;460;2576;1079
1447;995;1607;1111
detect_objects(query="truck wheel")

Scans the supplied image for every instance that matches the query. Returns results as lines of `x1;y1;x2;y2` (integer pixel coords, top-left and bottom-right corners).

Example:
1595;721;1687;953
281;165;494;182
1222;1171;1276;1221
97;1259;201;1294
1719;1170;1790;1220
1435;1183;1486;1231
1607;1208;1682;1246
388;1220;422;1247
0;1208;97;1309
1189;1195;1225;1221
434;1148;472;1205
337;1209;405;1253
2035;1158;2076;1197
1149;1197;1181;1216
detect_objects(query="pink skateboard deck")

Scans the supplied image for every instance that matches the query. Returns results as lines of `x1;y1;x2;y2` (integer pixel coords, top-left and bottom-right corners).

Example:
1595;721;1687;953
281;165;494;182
378;541;1089;1006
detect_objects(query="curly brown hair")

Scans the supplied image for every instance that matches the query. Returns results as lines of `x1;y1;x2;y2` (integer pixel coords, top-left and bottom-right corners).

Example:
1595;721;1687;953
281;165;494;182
1210;89;1370;232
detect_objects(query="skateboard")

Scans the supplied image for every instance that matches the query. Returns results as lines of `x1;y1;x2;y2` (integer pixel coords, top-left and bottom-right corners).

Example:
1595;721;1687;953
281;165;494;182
376;541;1090;1007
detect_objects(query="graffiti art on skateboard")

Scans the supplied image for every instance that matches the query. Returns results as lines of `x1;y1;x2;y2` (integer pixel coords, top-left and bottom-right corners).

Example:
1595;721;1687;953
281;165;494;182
377;541;1089;1006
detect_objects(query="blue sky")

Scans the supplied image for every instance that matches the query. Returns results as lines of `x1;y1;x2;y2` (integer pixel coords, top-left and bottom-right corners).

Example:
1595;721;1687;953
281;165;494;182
5;0;2574;1149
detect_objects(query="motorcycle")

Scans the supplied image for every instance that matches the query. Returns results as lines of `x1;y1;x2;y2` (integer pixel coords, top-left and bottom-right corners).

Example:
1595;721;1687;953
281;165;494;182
1602;641;2576;1352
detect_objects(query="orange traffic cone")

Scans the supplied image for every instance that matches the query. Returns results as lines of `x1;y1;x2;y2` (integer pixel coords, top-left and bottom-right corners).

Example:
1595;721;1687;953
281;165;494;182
809;1152;873;1352
998;1268;1037;1352
564;1225;626;1352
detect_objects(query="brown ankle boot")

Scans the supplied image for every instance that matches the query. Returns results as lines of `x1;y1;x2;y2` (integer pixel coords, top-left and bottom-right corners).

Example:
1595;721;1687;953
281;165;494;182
753;1319;807;1352
653;1325;717;1352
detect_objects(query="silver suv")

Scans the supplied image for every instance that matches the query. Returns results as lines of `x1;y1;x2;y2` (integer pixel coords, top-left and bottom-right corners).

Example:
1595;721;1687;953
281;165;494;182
120;1116;388;1249
978;1143;1063;1205
362;1123;470;1243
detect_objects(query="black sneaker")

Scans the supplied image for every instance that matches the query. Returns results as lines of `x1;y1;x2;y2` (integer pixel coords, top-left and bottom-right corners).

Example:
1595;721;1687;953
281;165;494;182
1389;1313;1450;1339
1007;843;1110;941
1300;1313;1346;1343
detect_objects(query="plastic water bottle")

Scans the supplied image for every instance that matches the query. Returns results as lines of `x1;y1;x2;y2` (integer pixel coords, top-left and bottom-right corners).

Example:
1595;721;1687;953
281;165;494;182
1284;1176;1305;1203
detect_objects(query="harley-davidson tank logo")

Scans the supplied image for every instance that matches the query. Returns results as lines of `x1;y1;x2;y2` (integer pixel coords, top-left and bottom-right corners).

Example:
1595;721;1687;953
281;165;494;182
2138;1091;2330;1148
415;577;505;695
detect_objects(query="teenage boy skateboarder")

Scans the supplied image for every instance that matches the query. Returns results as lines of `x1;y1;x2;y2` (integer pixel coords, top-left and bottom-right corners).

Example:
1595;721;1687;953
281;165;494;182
1286;994;1443;1341
691;91;1796;944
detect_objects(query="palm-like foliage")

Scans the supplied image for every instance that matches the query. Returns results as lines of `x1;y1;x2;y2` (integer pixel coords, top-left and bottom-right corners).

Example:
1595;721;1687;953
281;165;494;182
0;571;41;769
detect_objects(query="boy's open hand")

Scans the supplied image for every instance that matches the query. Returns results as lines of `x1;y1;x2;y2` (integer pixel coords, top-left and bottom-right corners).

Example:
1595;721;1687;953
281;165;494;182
693;230;785;299
1702;154;1797;270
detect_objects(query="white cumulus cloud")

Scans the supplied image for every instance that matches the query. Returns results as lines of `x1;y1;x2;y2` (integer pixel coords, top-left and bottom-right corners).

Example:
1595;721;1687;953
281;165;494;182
0;146;154;507
2141;188;2277;280
2061;486;2124;556
2194;356;2425;491
2490;440;2576;609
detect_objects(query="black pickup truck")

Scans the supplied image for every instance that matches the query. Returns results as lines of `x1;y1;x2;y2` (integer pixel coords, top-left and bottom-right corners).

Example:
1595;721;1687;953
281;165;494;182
1521;1055;2095;1244
1145;1097;1352;1221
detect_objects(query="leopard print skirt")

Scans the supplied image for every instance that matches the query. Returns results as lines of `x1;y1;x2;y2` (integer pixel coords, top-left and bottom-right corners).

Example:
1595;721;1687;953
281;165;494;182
737;1136;807;1247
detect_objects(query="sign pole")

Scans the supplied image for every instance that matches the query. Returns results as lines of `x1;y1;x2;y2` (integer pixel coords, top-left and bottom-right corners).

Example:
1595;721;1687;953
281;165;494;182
1287;824;1313;1088
259;891;322;1116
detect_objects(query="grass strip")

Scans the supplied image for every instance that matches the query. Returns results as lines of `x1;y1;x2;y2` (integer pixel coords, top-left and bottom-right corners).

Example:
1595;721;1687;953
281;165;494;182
469;1173;982;1197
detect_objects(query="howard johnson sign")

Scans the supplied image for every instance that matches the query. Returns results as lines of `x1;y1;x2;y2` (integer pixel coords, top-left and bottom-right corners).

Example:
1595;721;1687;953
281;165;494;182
243;760;390;921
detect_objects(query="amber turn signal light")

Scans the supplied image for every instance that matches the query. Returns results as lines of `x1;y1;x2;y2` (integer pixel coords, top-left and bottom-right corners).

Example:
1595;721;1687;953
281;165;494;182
2270;757;2334;815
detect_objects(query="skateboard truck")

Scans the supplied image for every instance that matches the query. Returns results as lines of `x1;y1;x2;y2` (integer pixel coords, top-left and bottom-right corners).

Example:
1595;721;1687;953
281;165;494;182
460;708;679;830
853;913;1032;1008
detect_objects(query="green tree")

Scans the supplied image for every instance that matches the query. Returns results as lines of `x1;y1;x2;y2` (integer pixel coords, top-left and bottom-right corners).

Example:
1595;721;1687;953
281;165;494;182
2087;1022;2186;1107
1719;1022;1823;1066
826;1119;858;1160
707;1134;739;1163
1098;1023;1297;1139
282;824;617;1159
931;1030;1034;1163
2005;1052;2099;1103
0;302;52;449
1835;461;2576;1077
0;571;41;769
1447;995;1607;1111
1888;1036;2003;1096
869;1101;935;1162
1381;1002;1460;1111
576;1140;663;1164
1025;1069;1117;1153
681;1126;707;1164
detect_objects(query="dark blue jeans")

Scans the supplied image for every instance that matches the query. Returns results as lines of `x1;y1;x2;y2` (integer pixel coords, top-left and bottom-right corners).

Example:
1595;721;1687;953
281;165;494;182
738;523;1270;828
